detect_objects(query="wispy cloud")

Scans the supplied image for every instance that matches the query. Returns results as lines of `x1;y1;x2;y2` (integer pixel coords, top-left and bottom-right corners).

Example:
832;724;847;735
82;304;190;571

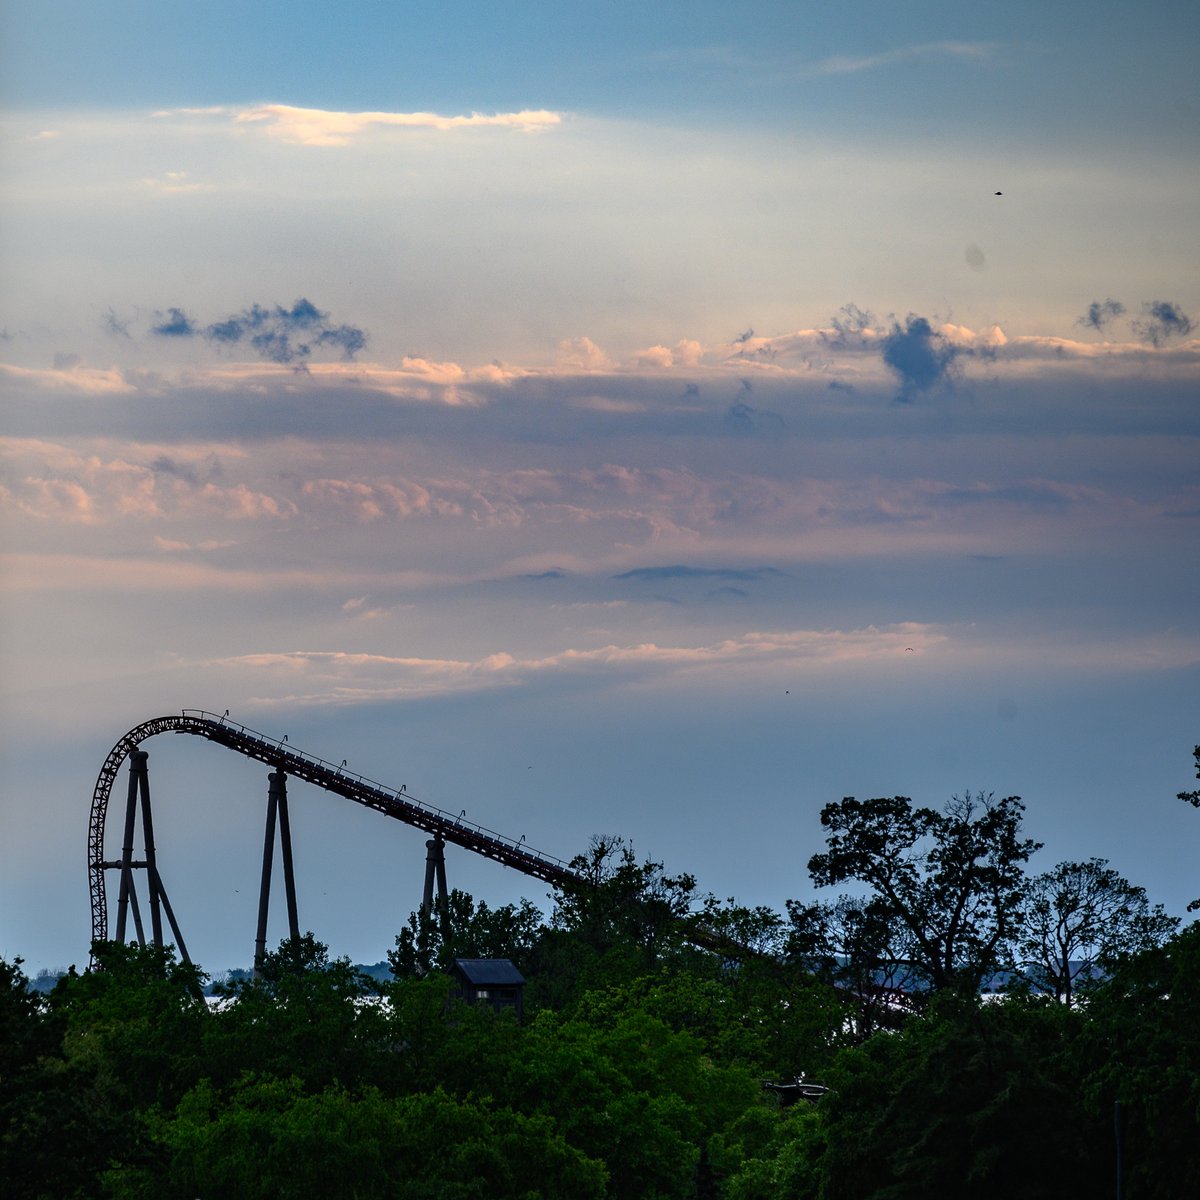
208;623;945;706
812;41;997;76
0;361;134;395
1078;298;1126;332
148;298;366;363
614;565;785;583
1133;300;1195;348
152;103;562;146
140;170;213;194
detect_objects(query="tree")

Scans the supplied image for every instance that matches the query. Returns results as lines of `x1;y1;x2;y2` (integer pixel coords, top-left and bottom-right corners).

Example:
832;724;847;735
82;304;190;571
388;889;545;980
806;793;1040;998
1016;859;1178;1006
1178;742;1200;809
106;1077;607;1200
1178;743;1200;909
551;835;698;956
786;894;921;1038
50;940;210;1110
810;994;1105;1200
205;934;393;1094
1079;922;1200;1200
527;836;699;1009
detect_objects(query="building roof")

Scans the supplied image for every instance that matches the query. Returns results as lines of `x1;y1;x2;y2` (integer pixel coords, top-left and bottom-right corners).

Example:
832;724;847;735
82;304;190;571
452;958;526;986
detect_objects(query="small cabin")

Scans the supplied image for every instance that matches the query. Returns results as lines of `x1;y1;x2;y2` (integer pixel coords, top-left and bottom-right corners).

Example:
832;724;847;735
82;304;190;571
451;958;526;1019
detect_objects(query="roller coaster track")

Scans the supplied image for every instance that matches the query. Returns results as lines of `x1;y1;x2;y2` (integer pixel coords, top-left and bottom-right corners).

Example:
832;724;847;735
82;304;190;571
88;709;583;949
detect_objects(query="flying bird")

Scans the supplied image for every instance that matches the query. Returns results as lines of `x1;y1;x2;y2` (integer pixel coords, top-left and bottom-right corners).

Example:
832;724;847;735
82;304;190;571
905;647;914;652
994;191;1002;196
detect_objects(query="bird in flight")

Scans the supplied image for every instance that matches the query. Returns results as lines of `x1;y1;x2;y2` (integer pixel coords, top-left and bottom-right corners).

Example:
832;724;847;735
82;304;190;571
905;647;914;652
994;191;1003;196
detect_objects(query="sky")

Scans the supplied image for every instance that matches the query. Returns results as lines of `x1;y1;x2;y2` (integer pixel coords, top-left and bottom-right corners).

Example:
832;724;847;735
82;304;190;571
1;2;1198;975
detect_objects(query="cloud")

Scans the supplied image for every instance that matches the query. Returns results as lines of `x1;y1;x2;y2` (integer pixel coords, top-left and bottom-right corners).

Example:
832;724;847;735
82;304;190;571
614;565;784;583
813;41;996;75
11;477;97;522
141;170;213;194
724;395;786;435
154;104;562;146
1133;300;1195;348
102;309;131;339
0;440;297;526
822;303;876;348
921;479;1105;512
150;298;367;363
557;336;612;371
205;622;945;706
0;361;134;395
150;453;223;486
151;307;197;337
1078;298;1125;332
633;344;676;368
881;313;960;400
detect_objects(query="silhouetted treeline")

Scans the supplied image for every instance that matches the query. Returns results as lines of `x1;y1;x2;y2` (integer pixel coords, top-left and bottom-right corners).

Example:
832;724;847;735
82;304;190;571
3;760;1198;1198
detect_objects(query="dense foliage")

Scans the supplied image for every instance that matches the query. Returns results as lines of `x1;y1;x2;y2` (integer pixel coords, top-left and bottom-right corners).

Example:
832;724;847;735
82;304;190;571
3;785;1197;1198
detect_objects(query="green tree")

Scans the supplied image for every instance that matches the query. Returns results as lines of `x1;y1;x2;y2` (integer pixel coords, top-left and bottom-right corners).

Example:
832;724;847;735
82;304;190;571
107;1077;607;1200
1178;743;1200;909
813;994;1104;1200
786;894;920;1038
1;957;128;1200
1016;859;1178;1006
388;889;545;979
552;835;698;957
712;1103;825;1200
204;934;392;1094
508;1003;765;1200
527;835;700;1009
1079;921;1200;1199
50;941;209;1111
806;792;1040;998
1178;742;1200;809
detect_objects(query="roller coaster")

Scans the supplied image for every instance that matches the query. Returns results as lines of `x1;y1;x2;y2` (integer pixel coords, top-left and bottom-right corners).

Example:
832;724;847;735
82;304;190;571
88;709;584;969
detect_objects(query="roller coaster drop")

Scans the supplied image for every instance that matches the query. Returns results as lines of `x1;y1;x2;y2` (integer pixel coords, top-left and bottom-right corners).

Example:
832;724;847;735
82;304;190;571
88;710;584;969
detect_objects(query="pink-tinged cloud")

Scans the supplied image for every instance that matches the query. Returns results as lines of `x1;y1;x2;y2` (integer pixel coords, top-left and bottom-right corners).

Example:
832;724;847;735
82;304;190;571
152;103;562;146
201;620;1200;710
203;624;947;707
0;362;134;394
557;337;612;371
140;171;213;194
0;441;299;525
196;482;296;521
13;477;96;522
302;477;462;521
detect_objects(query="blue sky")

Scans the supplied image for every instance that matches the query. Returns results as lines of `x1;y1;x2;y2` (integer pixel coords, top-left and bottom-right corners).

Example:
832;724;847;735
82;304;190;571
1;2;1198;973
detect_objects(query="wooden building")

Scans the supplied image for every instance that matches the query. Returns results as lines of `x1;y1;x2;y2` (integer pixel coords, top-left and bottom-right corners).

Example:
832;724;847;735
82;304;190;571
450;958;526;1018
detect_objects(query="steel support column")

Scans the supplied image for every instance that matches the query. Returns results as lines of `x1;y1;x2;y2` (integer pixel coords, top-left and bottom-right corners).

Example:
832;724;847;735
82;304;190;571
253;783;279;975
422;834;451;942
110;749;190;961
115;752;146;946
274;772;300;944
254;769;300;975
135;753;164;949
